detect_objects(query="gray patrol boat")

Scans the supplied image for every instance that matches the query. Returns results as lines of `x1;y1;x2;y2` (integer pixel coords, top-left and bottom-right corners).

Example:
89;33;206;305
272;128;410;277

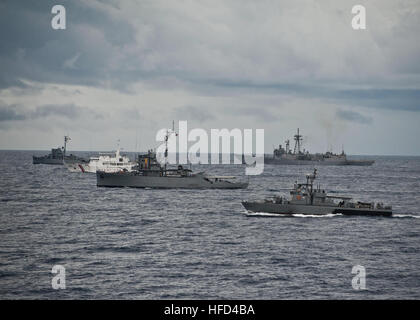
242;169;392;216
97;129;248;189
33;136;86;165
265;128;374;166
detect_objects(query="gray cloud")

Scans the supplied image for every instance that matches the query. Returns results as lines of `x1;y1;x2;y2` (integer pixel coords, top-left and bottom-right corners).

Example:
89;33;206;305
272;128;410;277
229;105;280;123
172;105;216;123
1;0;420;154
0;0;136;91
0;102;101;122
336;109;373;124
1;0;420;104
333;89;420;112
31;104;84;119
0;104;25;121
192;80;420;112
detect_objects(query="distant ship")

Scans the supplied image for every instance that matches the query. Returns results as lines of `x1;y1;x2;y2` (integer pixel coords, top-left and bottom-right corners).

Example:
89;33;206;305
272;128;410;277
265;128;374;166
33;136;86;165
65;148;136;173
97;127;248;189
242;169;392;216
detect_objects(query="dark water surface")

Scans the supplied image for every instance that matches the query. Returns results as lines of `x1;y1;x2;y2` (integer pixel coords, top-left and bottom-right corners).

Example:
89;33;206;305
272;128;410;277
0;151;419;299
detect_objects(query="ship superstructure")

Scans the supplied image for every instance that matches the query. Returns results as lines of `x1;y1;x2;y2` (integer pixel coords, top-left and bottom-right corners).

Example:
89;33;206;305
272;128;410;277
65;148;135;173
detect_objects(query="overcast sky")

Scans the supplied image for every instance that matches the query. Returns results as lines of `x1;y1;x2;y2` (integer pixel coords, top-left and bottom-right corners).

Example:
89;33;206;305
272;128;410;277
0;0;419;155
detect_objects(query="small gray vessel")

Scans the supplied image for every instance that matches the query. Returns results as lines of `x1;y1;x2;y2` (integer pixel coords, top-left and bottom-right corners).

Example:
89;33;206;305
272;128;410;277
97;128;248;189
33;136;86;165
242;169;392;216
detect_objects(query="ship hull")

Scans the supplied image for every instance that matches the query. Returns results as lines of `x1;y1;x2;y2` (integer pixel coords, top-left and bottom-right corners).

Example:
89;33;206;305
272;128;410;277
33;156;86;165
97;171;248;189
33;157;64;165
264;157;374;166
242;202;392;217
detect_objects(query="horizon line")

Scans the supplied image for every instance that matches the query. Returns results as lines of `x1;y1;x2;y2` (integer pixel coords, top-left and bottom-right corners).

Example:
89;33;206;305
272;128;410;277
1;149;420;157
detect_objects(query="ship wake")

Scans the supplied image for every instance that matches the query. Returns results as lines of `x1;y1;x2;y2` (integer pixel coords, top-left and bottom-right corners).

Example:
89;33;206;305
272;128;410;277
392;214;420;219
243;211;343;218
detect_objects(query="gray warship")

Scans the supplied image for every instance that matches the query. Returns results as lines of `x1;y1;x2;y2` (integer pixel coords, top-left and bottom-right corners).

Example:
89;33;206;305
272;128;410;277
33;136;86;165
265;128;374;166
242;169;392;216
97;129;248;189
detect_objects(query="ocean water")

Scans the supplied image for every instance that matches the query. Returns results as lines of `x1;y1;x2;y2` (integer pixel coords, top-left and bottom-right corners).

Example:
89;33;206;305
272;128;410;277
0;150;419;299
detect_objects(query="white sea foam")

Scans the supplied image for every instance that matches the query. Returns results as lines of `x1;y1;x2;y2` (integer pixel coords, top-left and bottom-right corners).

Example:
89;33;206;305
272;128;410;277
243;211;342;218
243;211;283;217
291;213;342;218
393;214;420;219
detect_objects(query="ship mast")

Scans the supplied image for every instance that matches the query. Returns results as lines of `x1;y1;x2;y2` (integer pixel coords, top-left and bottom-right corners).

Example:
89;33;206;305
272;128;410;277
116;139;121;158
306;168;317;204
164;121;176;172
63;135;71;159
293;128;303;154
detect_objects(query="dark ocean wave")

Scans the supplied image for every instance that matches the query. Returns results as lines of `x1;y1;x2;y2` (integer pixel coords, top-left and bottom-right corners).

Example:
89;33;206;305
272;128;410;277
0;151;419;299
